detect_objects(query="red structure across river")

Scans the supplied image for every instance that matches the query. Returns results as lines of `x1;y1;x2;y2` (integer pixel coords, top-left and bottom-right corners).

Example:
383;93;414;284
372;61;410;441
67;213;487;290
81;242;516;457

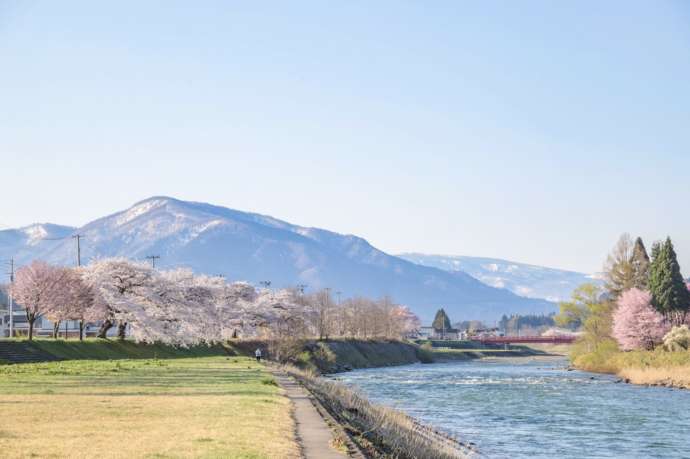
475;335;577;345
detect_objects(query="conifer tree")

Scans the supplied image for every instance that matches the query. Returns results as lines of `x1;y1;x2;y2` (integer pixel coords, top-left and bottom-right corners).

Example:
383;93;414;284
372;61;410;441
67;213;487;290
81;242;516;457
648;237;690;325
630;237;650;289
432;308;452;332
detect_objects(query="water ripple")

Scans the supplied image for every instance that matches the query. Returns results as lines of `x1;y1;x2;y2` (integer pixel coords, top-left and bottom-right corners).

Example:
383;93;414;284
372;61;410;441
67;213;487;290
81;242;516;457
334;358;690;458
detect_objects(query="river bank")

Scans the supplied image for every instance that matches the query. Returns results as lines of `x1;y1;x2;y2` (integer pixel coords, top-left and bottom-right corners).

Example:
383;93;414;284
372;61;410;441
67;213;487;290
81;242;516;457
572;347;690;390
285;364;475;458
227;338;550;374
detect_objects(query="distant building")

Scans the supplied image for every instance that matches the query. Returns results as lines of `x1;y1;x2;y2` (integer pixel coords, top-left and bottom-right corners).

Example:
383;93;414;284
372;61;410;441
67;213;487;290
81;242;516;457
417;325;460;340
1;302;114;338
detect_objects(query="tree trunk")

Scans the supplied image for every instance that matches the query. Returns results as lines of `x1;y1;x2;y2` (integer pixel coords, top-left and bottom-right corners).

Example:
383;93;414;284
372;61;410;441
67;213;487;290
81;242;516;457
28;319;35;341
53;321;61;339
79;320;85;341
97;319;114;339
117;322;127;340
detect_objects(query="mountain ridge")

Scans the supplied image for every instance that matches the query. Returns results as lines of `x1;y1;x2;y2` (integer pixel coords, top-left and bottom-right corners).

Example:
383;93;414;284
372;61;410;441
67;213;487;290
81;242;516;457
398;253;601;303
0;196;555;322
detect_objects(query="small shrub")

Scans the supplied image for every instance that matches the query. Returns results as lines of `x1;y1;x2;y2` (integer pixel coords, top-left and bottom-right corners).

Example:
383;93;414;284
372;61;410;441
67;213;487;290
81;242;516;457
260;377;278;386
572;338;620;373
663;325;690;352
416;343;435;364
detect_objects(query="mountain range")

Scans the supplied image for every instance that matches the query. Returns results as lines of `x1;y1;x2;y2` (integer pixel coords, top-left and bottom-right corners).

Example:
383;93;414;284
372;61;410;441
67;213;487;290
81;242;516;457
398;254;600;303
0;196;556;323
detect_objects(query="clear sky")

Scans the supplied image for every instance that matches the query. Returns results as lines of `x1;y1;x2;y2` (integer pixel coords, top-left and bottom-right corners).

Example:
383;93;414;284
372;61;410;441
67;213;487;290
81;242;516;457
2;1;689;274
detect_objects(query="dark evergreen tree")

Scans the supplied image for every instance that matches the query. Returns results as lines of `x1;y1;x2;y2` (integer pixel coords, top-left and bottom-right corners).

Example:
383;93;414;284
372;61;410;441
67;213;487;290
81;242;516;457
630;237;650;289
648;237;690;324
432;308;452;331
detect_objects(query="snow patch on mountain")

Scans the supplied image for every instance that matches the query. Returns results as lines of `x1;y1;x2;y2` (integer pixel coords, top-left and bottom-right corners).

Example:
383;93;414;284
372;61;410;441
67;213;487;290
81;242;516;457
116;199;168;226
399;253;601;303
22;225;49;245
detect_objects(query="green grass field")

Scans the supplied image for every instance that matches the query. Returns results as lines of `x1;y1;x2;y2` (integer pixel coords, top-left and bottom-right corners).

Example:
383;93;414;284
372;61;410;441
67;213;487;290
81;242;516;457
0;356;298;459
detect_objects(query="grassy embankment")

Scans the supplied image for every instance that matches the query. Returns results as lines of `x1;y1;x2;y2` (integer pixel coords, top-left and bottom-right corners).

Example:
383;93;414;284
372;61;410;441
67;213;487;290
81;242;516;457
0;340;298;459
416;340;548;363
284;365;474;459
572;342;690;389
239;338;550;375
2;337;228;361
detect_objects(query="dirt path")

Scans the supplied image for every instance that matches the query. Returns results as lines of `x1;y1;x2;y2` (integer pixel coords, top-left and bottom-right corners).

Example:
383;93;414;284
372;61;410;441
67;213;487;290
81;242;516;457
271;370;349;459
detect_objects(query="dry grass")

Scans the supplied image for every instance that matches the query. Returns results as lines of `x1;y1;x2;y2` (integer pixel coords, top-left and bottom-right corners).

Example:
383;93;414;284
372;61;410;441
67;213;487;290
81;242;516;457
618;366;690;389
572;345;690;389
0;357;299;459
284;365;476;459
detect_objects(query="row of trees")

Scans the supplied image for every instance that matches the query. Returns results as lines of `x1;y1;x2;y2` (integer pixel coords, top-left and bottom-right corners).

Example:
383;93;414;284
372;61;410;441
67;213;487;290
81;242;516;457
605;234;690;325
498;313;555;335
558;234;690;354
8;258;420;345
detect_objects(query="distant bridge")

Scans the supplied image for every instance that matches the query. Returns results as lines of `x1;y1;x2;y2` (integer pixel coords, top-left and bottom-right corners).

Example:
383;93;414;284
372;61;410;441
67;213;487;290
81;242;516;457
474;335;577;345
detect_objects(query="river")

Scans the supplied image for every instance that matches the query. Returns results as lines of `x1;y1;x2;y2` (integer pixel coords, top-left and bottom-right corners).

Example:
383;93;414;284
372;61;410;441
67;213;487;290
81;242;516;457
333;357;690;458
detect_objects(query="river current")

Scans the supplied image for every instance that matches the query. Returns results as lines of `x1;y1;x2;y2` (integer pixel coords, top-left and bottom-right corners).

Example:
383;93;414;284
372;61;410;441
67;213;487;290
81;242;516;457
334;357;690;458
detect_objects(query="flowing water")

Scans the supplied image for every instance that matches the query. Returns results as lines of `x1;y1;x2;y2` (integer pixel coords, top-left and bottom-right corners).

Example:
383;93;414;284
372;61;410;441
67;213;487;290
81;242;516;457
334;357;690;458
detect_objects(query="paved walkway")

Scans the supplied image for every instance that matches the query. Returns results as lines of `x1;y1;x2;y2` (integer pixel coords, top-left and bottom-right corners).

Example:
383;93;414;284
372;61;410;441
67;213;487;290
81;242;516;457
271;371;348;459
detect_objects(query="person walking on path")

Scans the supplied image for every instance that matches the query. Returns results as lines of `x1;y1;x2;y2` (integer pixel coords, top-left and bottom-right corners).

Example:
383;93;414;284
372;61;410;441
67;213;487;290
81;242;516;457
255;348;262;362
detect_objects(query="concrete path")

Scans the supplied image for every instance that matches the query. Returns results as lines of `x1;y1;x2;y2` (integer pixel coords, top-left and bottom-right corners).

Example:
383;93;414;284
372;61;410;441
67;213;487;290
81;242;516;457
271;371;348;459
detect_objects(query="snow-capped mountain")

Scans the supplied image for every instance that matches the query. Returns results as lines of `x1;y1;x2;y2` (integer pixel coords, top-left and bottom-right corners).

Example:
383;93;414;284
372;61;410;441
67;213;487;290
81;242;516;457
0;197;555;322
398;253;601;303
0;223;76;265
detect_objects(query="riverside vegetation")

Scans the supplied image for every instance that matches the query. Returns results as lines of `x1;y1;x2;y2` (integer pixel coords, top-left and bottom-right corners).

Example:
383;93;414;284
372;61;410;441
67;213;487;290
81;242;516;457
558;234;690;388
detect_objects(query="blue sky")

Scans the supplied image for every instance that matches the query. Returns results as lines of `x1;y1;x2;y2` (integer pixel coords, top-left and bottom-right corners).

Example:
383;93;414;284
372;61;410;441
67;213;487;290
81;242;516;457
1;1;689;274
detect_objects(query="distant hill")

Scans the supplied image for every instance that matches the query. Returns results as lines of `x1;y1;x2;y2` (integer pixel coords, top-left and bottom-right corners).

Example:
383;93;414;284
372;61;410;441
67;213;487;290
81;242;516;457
0;197;554;322
398;253;601;303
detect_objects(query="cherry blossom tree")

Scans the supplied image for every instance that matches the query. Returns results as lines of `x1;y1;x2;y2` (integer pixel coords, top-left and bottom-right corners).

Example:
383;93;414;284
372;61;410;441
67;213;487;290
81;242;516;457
612;288;670;350
67;268;103;340
10;261;68;340
82;258;154;339
74;257;420;346
43;267;76;338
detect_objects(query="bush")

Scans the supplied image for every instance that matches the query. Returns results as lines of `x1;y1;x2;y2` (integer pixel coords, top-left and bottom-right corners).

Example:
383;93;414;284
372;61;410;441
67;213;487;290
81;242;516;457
416;343;435;364
260;376;278;386
663;325;690;352
572;338;620;373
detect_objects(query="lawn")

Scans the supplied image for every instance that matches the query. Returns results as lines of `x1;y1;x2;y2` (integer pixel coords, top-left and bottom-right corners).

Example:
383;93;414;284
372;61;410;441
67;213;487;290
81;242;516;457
0;357;299;459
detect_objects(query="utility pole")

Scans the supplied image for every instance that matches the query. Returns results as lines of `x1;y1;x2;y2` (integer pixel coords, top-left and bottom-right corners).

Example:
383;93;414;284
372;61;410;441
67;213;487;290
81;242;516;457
335;291;342;305
72;234;85;266
145;255;160;269
6;258;14;338
259;280;271;289
296;284;307;295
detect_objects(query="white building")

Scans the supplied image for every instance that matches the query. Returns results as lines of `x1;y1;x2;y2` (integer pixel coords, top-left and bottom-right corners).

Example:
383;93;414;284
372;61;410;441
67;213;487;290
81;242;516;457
417;325;460;340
